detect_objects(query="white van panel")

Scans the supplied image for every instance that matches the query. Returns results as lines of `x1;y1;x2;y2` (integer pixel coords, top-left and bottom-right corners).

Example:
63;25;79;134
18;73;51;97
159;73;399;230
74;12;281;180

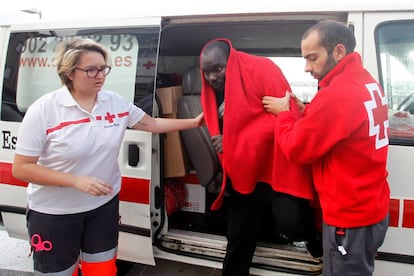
118;231;155;265
119;130;152;179
1;212;28;240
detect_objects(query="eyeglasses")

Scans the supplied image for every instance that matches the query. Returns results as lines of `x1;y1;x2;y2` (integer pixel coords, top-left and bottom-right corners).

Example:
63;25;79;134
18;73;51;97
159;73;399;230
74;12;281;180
75;65;111;78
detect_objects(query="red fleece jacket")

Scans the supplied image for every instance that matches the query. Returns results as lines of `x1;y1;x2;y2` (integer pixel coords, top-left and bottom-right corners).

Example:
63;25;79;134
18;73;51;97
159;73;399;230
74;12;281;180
277;52;390;227
200;39;315;210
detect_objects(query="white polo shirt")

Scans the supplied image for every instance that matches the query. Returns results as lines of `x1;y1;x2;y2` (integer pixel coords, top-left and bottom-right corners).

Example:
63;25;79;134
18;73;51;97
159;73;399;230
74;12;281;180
15;86;145;214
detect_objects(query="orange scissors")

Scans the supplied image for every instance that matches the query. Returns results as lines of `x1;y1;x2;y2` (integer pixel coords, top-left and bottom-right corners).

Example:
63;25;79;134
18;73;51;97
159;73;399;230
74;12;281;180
30;234;52;252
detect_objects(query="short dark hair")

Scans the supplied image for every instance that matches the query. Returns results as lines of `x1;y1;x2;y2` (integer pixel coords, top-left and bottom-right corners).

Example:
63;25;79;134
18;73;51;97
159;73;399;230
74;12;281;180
303;20;356;54
201;40;230;58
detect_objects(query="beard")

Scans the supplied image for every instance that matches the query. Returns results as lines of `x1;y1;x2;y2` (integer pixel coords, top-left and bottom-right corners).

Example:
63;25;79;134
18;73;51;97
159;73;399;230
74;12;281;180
317;54;337;81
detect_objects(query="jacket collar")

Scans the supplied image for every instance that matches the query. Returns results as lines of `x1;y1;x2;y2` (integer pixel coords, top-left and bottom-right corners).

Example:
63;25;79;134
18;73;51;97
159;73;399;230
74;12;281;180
319;52;362;88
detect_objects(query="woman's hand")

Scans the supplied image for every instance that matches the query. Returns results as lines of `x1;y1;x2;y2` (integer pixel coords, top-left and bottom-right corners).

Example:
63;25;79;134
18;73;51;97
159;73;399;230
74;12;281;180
73;176;113;196
194;112;204;127
133;112;204;133
13;153;113;196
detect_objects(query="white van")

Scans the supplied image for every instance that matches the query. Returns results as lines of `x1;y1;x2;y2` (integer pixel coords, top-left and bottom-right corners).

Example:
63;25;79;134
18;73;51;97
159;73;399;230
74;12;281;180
1;1;414;275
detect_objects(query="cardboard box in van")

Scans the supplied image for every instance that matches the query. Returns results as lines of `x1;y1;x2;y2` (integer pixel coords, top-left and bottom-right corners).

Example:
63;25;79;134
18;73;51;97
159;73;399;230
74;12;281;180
163;129;188;178
156;86;182;115
156;86;188;177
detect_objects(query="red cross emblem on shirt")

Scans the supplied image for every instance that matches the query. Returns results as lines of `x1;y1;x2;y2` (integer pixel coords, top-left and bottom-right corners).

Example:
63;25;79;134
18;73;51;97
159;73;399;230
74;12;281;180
104;112;116;123
364;83;389;149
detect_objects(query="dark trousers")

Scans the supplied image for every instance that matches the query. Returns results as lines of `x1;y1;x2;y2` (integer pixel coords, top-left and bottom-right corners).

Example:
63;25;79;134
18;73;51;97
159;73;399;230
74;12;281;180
27;195;119;274
322;215;389;276
221;182;315;276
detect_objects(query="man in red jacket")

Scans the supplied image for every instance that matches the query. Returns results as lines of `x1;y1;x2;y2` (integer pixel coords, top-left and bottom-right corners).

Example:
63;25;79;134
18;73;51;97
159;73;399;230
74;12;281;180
200;38;321;276
263;20;390;276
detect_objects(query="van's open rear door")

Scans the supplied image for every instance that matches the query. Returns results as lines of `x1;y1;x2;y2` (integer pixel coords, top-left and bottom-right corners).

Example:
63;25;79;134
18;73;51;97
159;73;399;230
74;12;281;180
0;17;162;266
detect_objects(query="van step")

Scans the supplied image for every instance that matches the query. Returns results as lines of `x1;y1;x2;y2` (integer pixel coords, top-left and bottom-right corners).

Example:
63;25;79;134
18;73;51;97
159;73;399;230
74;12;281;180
161;229;322;273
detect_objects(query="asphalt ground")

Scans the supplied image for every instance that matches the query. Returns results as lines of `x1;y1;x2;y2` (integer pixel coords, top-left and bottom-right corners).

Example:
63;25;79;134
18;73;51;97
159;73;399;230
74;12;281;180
0;225;33;275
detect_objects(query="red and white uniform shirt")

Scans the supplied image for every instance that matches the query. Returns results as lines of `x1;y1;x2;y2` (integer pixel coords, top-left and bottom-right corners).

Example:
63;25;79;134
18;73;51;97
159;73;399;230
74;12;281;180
15;86;145;215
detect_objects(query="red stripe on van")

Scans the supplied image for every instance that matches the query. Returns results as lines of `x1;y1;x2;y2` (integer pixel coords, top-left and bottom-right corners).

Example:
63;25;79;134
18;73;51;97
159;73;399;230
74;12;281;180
402;200;414;229
389;198;399;227
0;162;28;187
120;177;150;204
0;162;149;204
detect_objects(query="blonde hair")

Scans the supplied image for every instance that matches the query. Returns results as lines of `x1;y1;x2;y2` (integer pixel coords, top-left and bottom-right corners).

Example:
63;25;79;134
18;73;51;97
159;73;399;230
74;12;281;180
54;38;109;90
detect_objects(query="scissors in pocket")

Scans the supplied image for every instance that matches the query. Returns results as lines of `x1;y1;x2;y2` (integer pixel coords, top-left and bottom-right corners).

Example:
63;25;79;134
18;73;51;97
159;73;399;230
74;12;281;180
31;233;53;252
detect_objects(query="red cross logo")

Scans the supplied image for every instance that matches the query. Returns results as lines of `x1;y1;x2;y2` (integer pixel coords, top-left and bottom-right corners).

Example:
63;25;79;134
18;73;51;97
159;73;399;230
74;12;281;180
143;60;156;70
104;112;116;123
364;83;389;149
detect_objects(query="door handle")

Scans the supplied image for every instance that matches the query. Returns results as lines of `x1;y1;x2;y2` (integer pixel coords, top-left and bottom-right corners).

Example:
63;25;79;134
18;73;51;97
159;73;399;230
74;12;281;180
128;144;140;166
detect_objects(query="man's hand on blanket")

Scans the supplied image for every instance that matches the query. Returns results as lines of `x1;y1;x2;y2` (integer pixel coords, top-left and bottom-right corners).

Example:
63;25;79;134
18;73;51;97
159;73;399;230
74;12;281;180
211;135;223;153
290;93;305;113
262;92;291;115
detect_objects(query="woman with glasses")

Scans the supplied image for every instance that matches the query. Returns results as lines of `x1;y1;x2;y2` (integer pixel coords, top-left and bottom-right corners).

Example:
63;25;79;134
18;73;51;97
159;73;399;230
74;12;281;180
12;38;203;276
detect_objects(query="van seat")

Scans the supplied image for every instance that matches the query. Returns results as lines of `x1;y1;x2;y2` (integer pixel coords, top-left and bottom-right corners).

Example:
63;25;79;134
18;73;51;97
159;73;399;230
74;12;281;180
177;67;220;188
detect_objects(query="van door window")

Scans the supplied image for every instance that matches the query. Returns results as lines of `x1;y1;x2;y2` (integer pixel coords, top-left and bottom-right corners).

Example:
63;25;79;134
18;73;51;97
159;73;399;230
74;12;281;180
376;20;414;144
1;28;159;122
